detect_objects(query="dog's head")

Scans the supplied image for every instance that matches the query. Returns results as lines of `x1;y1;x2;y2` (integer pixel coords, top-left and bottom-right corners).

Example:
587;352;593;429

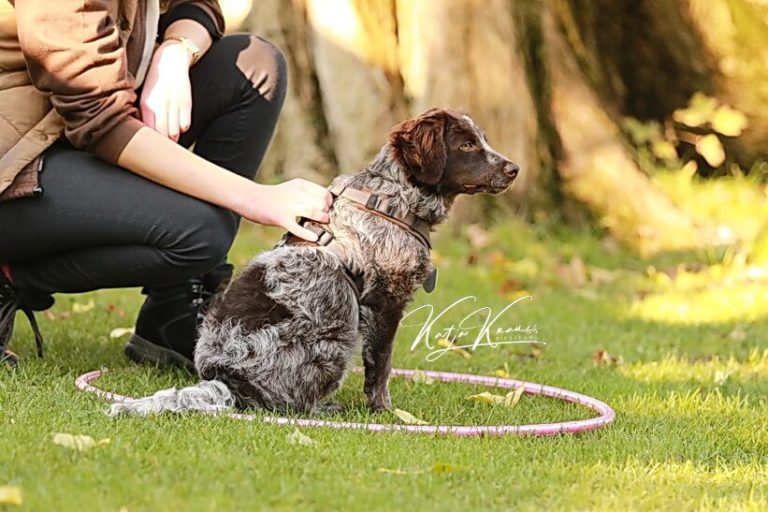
388;108;519;195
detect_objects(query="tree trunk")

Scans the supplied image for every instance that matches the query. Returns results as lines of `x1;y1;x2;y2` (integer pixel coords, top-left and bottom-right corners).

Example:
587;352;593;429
543;4;701;255
244;0;768;253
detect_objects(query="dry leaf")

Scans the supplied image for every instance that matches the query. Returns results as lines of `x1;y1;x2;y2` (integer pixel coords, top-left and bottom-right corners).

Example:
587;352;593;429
497;278;525;296
436;338;472;359
411;370;435;385
727;326;747;342
505;386;525;408
714;369;733;386
71;299;95;314
467;224;491;249
466;388;524;408
0;486;22;506
378;468;413;475
109;327;135;339
392;408;429;425
529;346;544;360
592;350;624;367
695;134;725;167
486;250;509;267
466;392;505;405
711;105;748;137
430;463;465;473
52;433;110;451
492;363;511;378
286;428;315;446
589;267;619;285
378;463;464;475
555;256;587;287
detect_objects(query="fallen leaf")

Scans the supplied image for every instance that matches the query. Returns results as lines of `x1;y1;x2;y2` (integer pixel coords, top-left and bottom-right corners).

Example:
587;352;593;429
466;391;505;405
467;224;491;249
0;486;22;506
497;278;525;296
555;256;587;287
378;463;464;475
486;250;510;267
392;408;429;425
505;289;532;301
507;386;525;407
466;388;524;408
430;463;465;473
436;338;472;359
492;363;511;378
286;428;315;446
589;267;619;285
695;134;725;167
714;369;733;386
71;299;95;314
592;350;624;367
52;433;110;451
727;326;747;342
109;327;135;339
411;370;435;385
378;468;414;475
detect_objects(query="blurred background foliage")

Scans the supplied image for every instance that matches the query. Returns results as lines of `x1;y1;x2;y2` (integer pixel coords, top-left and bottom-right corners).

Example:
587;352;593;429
218;0;768;261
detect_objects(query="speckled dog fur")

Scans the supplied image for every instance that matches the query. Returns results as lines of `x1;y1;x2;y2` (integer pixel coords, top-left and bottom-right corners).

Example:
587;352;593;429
110;109;519;417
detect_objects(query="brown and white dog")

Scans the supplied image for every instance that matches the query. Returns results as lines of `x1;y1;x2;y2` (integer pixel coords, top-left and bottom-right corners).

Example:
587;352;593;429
110;108;519;416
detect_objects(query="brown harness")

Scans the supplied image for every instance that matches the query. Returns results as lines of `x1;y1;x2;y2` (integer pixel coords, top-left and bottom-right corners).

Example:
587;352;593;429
284;183;435;301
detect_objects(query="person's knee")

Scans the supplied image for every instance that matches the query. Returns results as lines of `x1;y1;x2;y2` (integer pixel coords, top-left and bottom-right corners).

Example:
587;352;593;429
163;203;235;277
234;34;288;105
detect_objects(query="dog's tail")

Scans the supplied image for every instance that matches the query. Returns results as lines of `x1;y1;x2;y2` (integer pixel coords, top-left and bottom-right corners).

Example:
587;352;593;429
107;380;234;417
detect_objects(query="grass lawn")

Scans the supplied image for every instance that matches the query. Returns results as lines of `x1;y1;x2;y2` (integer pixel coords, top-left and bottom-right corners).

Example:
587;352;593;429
3;207;768;510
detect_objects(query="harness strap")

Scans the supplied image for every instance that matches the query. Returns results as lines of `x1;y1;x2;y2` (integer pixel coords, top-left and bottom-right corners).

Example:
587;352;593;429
328;183;432;250
287;222;364;301
284;183;436;301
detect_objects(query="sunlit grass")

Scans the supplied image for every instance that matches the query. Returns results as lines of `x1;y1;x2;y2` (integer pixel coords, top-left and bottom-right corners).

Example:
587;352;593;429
3;211;768;510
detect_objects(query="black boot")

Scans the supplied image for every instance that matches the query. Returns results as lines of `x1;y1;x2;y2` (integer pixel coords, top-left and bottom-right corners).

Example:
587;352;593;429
124;263;234;371
0;273;52;367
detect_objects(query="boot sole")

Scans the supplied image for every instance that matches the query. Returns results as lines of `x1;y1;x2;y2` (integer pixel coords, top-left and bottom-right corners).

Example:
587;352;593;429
124;334;196;373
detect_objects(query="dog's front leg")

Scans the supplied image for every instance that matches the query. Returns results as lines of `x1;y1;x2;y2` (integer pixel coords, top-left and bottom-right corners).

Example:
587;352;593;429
360;302;404;411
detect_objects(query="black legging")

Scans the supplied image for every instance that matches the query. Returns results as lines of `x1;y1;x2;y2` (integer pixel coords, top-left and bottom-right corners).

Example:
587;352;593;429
0;34;287;297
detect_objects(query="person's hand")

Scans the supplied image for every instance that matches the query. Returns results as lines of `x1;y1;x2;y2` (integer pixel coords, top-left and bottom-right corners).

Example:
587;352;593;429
241;179;333;241
139;41;194;142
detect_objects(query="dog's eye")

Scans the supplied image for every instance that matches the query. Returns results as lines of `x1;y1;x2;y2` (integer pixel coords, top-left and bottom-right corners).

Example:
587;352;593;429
459;141;475;152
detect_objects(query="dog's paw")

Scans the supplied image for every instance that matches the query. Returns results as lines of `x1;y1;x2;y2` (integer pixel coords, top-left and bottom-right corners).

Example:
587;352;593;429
314;400;345;414
367;393;391;413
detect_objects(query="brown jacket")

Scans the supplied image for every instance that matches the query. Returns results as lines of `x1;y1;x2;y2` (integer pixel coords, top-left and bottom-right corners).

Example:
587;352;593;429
0;0;224;201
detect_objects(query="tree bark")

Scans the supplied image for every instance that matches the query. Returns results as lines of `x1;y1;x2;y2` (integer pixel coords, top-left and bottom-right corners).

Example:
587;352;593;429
544;4;701;255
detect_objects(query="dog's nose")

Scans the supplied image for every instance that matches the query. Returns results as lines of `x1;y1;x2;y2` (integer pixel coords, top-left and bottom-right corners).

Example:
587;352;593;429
503;162;520;179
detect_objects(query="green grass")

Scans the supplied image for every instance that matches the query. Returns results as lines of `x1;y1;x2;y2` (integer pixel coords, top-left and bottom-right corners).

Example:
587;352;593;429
3;214;768;511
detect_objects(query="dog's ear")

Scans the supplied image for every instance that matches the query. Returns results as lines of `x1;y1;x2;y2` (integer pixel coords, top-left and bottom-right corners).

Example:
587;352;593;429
388;109;450;186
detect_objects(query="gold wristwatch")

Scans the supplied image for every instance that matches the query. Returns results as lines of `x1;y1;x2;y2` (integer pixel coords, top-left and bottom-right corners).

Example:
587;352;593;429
164;35;201;65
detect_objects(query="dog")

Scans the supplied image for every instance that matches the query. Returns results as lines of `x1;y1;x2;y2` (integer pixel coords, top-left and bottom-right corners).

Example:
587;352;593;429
109;108;519;416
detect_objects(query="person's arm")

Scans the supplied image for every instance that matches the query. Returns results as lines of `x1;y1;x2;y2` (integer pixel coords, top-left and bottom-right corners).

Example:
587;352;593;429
14;0;330;240
118;127;331;240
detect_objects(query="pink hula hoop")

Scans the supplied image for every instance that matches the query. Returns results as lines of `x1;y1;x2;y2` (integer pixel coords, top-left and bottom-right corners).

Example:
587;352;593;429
75;368;615;437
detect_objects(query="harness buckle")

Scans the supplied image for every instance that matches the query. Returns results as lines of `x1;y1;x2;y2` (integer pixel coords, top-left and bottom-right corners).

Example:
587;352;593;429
383;201;400;218
365;194;381;210
316;228;334;246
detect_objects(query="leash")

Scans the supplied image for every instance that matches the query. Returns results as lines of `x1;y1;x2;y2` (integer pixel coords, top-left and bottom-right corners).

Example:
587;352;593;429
284;183;437;300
